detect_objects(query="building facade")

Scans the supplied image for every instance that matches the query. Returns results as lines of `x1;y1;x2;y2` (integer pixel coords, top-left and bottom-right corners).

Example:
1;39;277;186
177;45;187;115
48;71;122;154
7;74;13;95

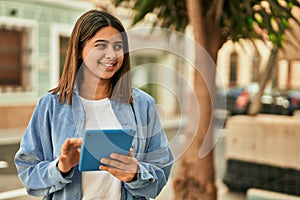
0;0;93;129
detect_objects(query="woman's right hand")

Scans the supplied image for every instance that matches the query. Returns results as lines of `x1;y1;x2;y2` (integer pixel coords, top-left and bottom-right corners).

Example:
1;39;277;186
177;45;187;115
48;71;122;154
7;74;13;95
58;138;82;174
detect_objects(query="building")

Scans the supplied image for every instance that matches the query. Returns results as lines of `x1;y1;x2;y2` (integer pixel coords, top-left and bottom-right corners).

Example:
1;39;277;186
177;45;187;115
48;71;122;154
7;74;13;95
216;6;300;91
0;0;94;129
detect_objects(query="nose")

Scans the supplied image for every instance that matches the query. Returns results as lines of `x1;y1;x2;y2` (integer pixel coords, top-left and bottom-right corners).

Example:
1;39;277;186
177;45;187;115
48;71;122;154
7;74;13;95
105;45;116;60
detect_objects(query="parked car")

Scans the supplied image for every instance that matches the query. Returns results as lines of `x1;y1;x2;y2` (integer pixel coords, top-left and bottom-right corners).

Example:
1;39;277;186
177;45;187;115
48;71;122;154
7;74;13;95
217;83;299;116
285;89;300;114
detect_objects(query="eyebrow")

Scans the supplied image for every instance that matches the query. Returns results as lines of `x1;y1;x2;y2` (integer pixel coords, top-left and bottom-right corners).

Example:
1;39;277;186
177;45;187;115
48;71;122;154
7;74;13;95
94;39;123;44
94;39;108;44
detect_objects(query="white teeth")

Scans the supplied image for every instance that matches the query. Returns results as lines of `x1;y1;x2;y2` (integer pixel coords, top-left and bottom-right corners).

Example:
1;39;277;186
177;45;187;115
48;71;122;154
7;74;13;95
102;63;114;67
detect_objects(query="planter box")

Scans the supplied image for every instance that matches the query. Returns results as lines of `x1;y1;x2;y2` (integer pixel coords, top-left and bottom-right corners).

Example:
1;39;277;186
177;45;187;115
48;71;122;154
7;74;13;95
247;188;300;200
223;115;300;196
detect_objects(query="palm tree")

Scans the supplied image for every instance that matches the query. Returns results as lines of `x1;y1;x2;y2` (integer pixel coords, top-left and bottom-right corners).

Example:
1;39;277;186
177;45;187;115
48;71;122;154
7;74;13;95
115;0;300;199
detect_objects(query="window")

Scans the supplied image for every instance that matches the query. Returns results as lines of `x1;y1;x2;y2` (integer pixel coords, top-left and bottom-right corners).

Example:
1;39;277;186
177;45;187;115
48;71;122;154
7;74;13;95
252;54;260;82
131;53;158;98
229;51;238;87
49;23;72;88
130;50;189;116
0;27;32;92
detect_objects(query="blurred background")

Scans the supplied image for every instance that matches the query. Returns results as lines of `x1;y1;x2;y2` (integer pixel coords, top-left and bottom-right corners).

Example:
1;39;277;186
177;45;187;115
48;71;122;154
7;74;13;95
0;0;300;199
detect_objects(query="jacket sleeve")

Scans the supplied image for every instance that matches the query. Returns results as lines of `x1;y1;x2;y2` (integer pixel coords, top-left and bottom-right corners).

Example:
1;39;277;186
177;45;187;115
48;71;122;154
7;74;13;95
14;99;75;197
124;97;174;198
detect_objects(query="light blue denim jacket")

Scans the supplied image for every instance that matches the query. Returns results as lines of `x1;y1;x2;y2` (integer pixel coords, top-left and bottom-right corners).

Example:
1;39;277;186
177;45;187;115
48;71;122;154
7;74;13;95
14;87;173;200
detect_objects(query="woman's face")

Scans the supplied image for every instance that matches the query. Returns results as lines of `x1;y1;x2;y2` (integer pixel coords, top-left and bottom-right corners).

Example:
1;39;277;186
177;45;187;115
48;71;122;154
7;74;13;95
81;26;124;81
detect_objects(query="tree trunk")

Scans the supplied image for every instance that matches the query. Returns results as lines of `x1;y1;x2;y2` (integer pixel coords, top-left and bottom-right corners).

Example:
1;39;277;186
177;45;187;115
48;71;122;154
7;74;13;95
248;47;278;115
173;0;223;199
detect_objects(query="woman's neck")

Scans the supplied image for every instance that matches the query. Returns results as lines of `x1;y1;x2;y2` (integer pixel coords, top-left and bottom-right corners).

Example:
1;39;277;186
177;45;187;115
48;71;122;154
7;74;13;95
79;79;112;100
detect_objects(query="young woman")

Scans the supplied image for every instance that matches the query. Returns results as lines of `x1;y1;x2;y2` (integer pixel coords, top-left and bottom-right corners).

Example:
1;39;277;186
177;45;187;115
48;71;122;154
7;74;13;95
14;10;173;200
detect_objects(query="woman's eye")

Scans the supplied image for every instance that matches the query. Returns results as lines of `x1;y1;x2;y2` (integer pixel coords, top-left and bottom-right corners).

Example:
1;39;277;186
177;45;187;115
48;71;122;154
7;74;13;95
114;44;123;51
96;43;107;49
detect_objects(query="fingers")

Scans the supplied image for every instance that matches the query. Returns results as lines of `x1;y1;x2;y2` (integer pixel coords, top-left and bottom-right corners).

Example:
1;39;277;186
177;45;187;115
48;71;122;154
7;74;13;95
110;153;134;165
62;138;82;152
107;153;138;171
67;138;82;147
109;148;135;163
100;165;109;171
59;138;82;173
99;165;136;182
100;150;138;182
100;157;134;172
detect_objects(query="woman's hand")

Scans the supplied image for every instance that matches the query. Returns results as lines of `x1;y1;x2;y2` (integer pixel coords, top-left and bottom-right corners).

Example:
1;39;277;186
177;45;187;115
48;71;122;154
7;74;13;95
58;138;82;174
100;148;138;182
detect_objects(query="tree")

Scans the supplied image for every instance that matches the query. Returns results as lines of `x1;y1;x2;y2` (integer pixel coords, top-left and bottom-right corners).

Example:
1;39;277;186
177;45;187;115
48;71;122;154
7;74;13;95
114;0;300;199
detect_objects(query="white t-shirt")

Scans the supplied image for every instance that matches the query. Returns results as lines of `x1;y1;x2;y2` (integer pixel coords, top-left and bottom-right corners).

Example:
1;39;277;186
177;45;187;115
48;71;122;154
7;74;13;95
80;97;122;200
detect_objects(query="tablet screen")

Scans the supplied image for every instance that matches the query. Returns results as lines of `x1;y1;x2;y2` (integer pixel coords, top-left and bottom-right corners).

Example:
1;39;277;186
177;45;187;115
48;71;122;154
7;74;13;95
78;129;135;171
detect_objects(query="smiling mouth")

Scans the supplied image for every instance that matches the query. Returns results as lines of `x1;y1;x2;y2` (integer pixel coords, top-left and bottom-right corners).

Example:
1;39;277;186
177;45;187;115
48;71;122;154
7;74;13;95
98;62;117;68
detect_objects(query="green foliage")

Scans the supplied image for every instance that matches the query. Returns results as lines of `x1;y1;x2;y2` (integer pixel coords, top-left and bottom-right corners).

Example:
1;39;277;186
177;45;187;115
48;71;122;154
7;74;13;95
222;0;300;48
114;0;300;48
115;0;188;32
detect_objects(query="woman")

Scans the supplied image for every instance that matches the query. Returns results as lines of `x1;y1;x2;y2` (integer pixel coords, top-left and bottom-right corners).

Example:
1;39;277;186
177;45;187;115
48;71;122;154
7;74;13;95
14;10;173;200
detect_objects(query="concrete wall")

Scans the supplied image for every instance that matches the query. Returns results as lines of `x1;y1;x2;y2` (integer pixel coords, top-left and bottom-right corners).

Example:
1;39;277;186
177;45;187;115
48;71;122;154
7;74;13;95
225;114;300;170
0;104;35;129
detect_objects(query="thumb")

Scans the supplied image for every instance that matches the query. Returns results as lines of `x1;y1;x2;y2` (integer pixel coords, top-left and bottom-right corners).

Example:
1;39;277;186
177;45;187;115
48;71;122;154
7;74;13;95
129;148;134;157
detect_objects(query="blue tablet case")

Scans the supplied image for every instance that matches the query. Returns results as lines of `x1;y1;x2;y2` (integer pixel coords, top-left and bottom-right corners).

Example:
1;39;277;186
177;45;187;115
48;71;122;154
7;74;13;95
78;129;135;171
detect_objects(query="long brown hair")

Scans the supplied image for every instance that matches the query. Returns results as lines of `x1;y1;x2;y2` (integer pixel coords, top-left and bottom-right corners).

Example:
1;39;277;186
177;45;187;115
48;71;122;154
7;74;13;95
50;10;132;105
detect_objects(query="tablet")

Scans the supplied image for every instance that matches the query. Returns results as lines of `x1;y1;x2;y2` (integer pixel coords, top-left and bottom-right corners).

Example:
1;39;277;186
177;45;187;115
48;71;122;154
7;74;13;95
78;129;135;171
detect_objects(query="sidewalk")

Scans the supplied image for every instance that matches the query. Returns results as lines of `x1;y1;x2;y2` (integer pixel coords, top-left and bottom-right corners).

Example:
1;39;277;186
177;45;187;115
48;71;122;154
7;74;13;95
155;132;245;200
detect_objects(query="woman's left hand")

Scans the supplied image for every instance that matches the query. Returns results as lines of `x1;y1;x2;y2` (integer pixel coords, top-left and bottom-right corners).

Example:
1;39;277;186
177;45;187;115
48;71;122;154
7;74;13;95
100;148;138;182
